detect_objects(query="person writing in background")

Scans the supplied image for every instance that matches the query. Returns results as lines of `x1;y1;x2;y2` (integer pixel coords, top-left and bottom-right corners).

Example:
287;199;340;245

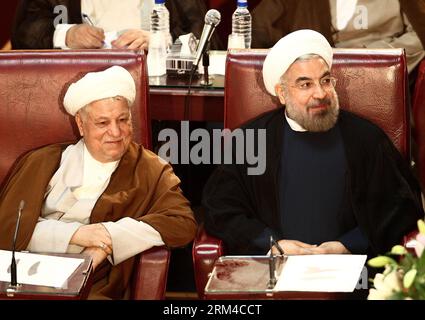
202;29;424;258
11;0;221;50
251;0;425;74
0;66;197;299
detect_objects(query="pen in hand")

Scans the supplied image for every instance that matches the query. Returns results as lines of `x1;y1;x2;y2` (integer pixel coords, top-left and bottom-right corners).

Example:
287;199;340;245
81;13;95;26
270;235;285;256
81;13;105;47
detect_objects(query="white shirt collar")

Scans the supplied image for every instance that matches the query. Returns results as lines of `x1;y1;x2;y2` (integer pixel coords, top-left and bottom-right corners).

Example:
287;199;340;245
284;111;308;132
82;142;119;186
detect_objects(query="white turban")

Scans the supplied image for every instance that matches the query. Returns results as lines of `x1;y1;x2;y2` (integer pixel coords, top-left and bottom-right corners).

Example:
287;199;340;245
63;65;136;116
262;29;333;96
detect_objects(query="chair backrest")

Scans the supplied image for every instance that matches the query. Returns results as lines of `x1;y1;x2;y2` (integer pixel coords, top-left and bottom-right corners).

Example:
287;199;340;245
225;48;410;159
413;59;425;188
0;49;150;186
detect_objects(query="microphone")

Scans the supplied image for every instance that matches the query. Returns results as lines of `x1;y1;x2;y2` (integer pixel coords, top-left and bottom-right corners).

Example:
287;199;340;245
10;200;24;287
192;9;221;69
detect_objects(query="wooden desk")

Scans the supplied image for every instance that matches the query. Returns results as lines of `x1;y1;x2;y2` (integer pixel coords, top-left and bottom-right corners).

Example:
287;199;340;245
0;253;93;300
149;74;224;121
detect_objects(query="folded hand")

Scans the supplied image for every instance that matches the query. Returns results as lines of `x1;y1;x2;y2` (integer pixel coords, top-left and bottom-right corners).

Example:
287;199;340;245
309;241;350;254
70;223;112;255
66;24;105;49
273;239;318;255
82;246;109;270
112;29;150;50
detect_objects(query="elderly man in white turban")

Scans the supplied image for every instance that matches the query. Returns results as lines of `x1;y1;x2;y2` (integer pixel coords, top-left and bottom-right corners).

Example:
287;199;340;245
0;66;196;299
203;30;423;260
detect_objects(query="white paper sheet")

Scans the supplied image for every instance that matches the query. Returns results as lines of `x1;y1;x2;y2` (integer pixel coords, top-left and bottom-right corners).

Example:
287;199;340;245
274;254;367;292
0;250;84;288
103;31;119;49
198;50;226;75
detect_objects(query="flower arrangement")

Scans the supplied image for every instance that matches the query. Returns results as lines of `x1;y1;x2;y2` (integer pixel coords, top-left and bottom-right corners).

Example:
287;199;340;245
367;219;425;300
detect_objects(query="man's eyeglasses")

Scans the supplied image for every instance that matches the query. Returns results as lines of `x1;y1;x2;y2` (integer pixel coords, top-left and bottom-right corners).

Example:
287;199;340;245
289;76;337;92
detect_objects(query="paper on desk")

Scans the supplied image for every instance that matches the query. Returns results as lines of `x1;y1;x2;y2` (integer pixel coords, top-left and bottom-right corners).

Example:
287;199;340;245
0;250;84;288
102;31;119;49
274;254;367;292
198;50;226;75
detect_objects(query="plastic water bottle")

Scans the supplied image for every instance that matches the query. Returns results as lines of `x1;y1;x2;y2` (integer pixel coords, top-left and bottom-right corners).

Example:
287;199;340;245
147;32;167;76
148;0;171;76
150;0;172;50
140;0;152;31
232;0;252;49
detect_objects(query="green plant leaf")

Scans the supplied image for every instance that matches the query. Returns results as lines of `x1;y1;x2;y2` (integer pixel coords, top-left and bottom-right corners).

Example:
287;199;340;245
417;251;425;275
403;269;417;289
391;245;408;255
400;253;415;271
415;282;425;300
388;291;405;300
368;256;398;268
418;219;425;235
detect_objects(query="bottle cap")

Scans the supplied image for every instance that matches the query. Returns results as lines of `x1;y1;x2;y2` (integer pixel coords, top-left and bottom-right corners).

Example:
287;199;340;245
155;0;165;4
237;0;248;7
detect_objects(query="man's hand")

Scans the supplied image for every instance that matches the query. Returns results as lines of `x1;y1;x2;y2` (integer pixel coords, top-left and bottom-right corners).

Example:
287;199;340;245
310;241;351;254
112;29;150;50
70;223;112;255
273;239;318;255
82;247;109;270
66;24;105;49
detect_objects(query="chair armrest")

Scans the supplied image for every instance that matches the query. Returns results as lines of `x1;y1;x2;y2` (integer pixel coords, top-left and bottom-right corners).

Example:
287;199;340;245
130;246;170;300
192;225;224;299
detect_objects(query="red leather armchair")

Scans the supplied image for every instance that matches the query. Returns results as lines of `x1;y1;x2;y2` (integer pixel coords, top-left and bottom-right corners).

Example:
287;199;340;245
0;50;169;300
413;59;425;190
193;48;412;298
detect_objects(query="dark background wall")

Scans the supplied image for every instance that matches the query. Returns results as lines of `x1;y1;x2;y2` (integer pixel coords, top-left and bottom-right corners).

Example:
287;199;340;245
1;1;19;48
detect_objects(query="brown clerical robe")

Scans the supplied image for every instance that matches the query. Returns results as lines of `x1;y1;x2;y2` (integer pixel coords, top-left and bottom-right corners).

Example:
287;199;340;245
0;141;197;299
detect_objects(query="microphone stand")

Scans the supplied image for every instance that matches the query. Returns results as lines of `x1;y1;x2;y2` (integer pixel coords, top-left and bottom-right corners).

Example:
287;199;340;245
267;254;277;290
200;44;213;87
267;235;277;289
7;200;24;295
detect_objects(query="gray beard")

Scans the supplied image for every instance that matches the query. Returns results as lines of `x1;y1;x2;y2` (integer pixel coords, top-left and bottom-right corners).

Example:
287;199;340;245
286;97;340;132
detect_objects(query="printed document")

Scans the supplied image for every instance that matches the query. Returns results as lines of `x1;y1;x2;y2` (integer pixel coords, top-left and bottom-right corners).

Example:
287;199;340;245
274;254;367;292
0;250;84;288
